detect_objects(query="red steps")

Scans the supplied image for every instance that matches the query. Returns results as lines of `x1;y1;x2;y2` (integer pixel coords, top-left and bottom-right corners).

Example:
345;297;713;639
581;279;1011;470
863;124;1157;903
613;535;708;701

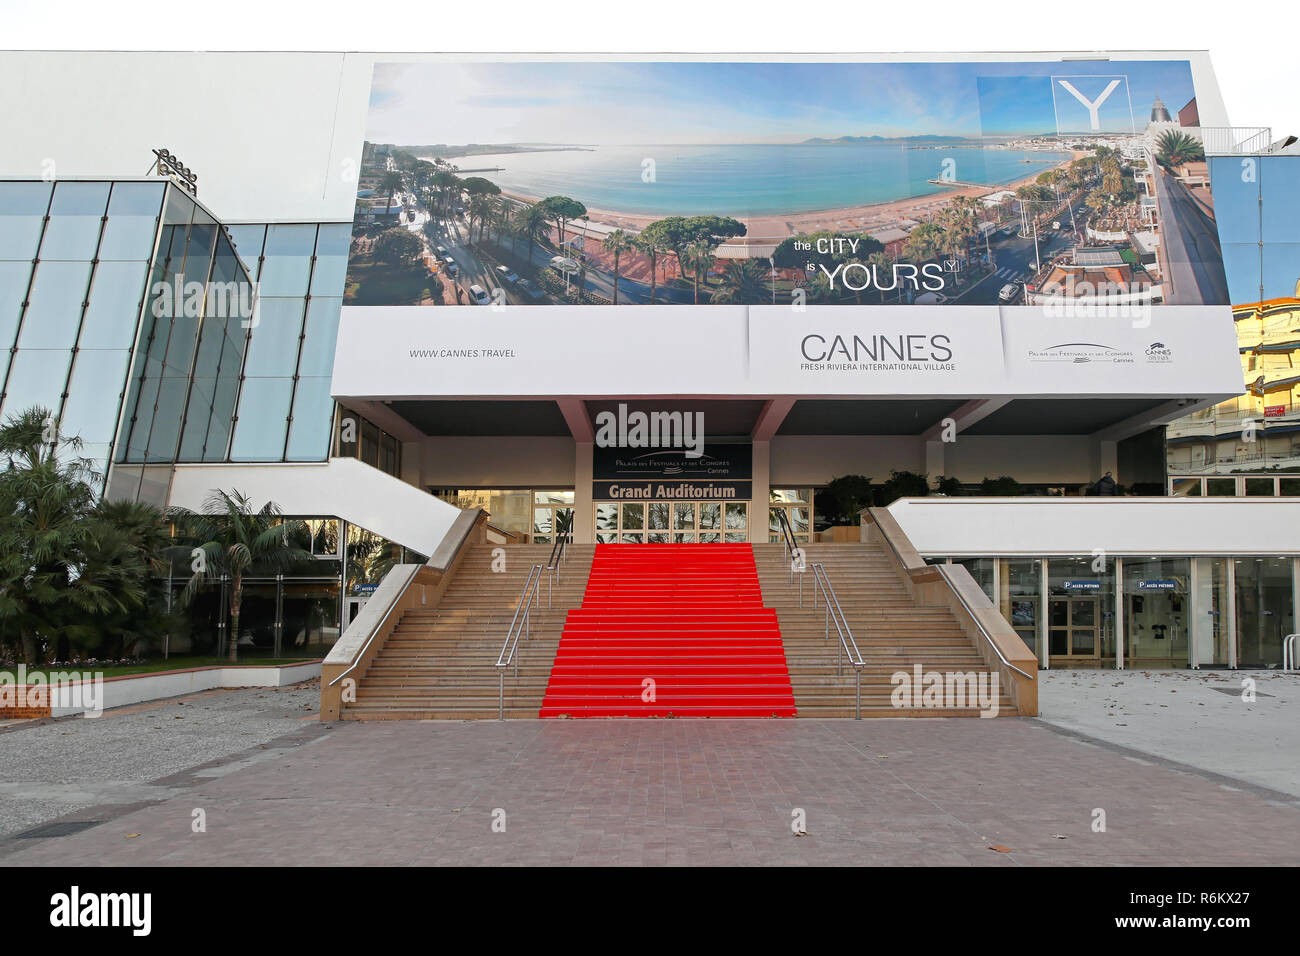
539;543;797;718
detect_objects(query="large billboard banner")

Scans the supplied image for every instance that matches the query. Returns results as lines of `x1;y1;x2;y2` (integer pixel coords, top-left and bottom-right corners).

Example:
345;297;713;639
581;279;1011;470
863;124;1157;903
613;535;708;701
345;58;1228;311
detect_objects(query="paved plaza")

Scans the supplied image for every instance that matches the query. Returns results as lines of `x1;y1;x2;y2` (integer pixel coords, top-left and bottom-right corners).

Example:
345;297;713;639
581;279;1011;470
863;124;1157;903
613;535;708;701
1;676;1297;866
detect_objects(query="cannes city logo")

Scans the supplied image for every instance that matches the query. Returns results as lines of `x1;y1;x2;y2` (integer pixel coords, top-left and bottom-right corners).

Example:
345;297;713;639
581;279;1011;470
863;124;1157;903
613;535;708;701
594;402;704;459
50;886;151;936
0;665;104;717
1052;75;1133;134
890;665;1001;717
150;272;260;328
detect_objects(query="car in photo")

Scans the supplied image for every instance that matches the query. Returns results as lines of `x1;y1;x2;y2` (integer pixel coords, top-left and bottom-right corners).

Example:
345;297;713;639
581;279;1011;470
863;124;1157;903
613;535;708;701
914;291;948;305
516;278;544;301
436;245;449;257
1052;220;1061;230
442;256;458;276
468;283;491;305
495;265;519;284
998;282;1021;303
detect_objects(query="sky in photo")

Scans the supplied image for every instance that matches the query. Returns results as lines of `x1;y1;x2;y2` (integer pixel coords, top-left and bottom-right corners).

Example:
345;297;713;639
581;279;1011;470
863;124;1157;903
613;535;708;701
365;59;1199;145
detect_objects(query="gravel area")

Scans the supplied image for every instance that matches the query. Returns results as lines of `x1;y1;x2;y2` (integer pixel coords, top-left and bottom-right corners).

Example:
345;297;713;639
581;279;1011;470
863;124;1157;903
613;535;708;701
0;682;322;838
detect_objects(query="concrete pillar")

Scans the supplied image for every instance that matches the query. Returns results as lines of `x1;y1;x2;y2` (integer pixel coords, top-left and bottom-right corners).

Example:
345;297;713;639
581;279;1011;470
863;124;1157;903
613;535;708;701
573;442;594;544
750;441;771;543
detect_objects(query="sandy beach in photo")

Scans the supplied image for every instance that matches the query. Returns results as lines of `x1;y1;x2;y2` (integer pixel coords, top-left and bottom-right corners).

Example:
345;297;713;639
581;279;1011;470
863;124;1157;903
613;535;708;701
501;149;1086;248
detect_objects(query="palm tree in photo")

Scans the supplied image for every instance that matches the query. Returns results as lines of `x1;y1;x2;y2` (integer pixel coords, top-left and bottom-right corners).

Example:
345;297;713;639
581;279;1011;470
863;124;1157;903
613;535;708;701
432;170;459;220
710;258;771;304
1155;130;1205;169
602;229;636;305
867;250;895;304
379;170;405;224
683;239;716;304
169;490;312;662
634;230;668;304
468;193;494;246
517;203;551;265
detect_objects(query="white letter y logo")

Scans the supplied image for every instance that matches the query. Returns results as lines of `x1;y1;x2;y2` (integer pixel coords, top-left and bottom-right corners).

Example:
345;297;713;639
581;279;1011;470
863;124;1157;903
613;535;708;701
1058;79;1121;130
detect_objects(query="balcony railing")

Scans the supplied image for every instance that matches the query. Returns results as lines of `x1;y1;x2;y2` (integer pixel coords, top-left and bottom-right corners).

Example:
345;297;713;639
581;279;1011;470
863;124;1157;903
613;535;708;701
1188;126;1274;156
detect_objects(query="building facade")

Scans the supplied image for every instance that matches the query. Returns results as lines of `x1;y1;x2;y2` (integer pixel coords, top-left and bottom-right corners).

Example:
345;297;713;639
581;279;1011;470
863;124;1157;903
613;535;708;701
2;50;1297;668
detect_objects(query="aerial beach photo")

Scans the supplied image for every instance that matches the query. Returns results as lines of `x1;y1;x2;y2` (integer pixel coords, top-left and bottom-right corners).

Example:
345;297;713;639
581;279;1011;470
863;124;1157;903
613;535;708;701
345;58;1227;308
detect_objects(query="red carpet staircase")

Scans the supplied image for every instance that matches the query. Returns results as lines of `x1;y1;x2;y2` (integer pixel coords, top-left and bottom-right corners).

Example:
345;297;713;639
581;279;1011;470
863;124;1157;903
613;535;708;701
539;544;797;717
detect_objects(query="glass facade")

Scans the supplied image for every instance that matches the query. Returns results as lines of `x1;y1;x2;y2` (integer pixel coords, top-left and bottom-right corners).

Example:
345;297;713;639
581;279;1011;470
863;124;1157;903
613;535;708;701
225;222;348;463
0;181;164;485
769;488;814;544
1;182;350;501
334;404;403;478
1167;156;1300;489
941;554;1295;669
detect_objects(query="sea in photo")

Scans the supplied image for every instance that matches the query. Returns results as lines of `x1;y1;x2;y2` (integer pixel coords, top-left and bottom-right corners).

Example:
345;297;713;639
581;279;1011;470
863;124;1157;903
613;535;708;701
418;143;1073;219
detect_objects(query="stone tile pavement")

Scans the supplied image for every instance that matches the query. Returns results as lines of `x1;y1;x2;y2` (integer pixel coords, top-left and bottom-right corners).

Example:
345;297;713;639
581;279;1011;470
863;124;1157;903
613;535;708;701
2;715;1297;866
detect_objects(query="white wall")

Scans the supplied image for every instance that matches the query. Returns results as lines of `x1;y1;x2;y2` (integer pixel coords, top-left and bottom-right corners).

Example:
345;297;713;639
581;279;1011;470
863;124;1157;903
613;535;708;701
886;497;1300;557
167;457;463;555
415;436;576;488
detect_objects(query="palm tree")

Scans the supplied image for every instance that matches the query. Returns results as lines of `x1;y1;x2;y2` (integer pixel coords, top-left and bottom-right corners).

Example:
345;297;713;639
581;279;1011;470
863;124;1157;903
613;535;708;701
170;490;311;661
0;407;100;663
379;170;405;224
867;251;895;304
432;170;460;219
683;239;716;304
634;231;668;304
468;194;494;245
1155;130;1205;169
602;229;636;305
517;203;551;264
710;259;771;304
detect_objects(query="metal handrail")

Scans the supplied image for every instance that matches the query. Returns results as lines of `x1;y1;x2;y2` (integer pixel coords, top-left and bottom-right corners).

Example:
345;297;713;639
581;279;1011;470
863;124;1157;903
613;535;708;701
543;531;569;606
773;508;806;595
935;564;1035;682
495;564;544;719
1284;633;1300;672
809;562;863;719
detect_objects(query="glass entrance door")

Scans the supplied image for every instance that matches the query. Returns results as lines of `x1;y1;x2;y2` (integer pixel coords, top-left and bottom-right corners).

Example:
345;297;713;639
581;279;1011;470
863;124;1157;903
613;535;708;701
1234;557;1294;667
1049;597;1100;664
595;501;748;543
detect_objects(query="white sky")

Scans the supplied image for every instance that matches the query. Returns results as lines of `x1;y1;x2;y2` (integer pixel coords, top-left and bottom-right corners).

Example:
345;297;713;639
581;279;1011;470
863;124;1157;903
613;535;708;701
2;0;1295;137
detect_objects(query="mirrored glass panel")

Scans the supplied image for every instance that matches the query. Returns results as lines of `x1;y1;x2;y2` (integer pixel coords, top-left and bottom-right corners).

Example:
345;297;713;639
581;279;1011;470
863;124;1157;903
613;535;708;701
100;182;165;260
1;349;70;418
17;260;92;349
258;224;316;296
310;224;352;296
296;297;341;377
0;182;52;260
229;376;292;460
79;261;149;349
242;298;305;377
60;349;131;445
38;182;109;260
286;377;333;461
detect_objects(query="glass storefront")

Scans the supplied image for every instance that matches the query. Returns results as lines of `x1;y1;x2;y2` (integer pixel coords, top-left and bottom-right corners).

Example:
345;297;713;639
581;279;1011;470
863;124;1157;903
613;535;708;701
1233;557;1294;667
1192;557;1231;667
434;488;575;542
595;500;748;543
937;553;1295;669
999;559;1041;657
1047;556;1117;666
1122;558;1190;666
